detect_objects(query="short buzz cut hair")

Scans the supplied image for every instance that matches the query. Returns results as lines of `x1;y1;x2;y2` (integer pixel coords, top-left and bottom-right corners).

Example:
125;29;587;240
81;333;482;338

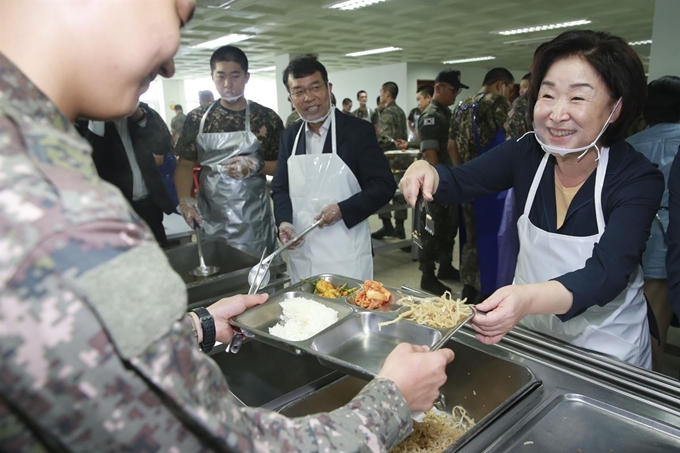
644;76;680;126
282;56;329;92
210;45;249;73
357;90;367;99
382;82;399;100
342;98;352;106
417;85;434;98
482;68;515;87
174;104;183;111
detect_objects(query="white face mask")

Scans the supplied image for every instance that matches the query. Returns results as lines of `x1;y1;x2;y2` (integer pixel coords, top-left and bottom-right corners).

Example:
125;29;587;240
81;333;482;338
221;93;244;103
528;97;622;160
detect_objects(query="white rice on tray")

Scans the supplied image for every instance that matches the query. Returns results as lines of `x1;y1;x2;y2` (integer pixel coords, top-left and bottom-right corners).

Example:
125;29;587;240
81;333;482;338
269;297;338;341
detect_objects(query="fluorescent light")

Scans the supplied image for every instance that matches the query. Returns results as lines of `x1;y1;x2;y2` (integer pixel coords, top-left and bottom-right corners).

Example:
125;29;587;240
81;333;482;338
250;66;276;73
346;46;402;57
628;40;652;46
496;20;591;36
442;56;496;64
192;34;252;49
329;0;389;11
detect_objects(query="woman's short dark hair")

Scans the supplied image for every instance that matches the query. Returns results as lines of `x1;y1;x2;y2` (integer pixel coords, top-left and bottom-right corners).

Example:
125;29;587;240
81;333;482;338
210;45;248;73
527;30;647;147
644;76;680;126
282;57;329;92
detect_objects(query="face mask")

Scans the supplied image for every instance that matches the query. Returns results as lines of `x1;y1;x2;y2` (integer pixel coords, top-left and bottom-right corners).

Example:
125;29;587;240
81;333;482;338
526;97;622;160
221;93;244;103
297;86;334;124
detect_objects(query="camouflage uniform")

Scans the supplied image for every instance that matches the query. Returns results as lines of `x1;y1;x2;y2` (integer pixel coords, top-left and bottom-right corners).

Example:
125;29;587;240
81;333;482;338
0;53;414;452
371;107;381;127
417;100;458;273
285;109;301;128
176;100;283;162
450;92;510;291
377;102;409;222
504;94;530;140
170;111;186;146
352;106;372;122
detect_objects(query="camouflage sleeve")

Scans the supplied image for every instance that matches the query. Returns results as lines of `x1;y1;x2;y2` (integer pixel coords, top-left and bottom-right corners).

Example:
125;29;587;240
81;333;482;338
449;109;459;141
175;109;201;162
417;113;439;152
492;96;511;133
261;109;284;162
504;97;529;140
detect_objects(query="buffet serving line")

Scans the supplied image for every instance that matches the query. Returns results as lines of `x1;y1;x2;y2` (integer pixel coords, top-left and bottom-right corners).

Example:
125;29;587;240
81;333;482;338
195;273;680;452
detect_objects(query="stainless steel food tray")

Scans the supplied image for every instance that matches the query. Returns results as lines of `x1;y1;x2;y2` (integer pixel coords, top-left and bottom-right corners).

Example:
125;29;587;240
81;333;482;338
484;391;680;453
231;274;473;379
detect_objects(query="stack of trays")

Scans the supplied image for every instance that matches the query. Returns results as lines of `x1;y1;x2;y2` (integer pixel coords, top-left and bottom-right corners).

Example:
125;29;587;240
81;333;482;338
231;274;473;379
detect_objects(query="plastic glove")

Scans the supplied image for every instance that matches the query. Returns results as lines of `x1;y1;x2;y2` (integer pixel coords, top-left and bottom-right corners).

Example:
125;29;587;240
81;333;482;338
178;196;202;227
315;203;342;227
278;221;304;250
219;155;263;180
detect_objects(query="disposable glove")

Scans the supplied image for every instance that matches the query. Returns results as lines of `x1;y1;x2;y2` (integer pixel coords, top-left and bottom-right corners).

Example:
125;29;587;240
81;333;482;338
219;155;263;180
315;203;342;227
178;196;202;227
278;222;304;249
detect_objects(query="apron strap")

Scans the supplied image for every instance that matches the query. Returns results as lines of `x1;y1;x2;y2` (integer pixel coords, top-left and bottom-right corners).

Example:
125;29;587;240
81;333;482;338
290;109;337;156
524;153;550;215
593;147;608;234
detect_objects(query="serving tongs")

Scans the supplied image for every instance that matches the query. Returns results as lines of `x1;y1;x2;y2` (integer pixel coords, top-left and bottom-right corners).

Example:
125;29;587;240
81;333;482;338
411;191;435;249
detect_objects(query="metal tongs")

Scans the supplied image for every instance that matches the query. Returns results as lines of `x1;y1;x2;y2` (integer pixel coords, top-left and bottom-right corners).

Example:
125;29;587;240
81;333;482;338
247;219;322;295
411;191;435;249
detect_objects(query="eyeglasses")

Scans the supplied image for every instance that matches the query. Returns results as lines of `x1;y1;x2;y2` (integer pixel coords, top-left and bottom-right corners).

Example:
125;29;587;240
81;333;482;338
441;84;463;95
290;82;326;100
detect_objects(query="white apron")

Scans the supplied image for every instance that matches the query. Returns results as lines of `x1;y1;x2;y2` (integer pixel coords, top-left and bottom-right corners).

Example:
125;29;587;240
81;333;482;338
286;112;373;284
516;148;651;368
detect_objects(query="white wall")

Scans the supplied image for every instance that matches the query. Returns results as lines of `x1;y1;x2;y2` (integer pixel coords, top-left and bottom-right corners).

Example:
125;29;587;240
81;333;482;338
328;62;408;112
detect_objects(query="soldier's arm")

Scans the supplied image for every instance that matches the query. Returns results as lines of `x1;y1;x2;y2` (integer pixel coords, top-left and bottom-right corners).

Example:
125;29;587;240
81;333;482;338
493;96;512;132
418;114;440;166
447;139;462;166
261;109;284;176
174;112;200;200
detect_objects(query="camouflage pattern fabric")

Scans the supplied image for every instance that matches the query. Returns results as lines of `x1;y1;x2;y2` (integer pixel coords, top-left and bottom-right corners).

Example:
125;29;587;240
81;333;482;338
352;106;372;121
371;108;381;126
170;112;186;141
176;100;283;162
418;203;458;273
285;109;301;128
451;92;510;291
377;102;407;151
0;52;415;452
504;95;530;140
416;100;458;270
418;100;453;165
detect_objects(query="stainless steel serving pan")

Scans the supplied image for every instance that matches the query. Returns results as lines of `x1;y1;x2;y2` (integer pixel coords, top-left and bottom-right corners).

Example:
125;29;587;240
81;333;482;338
231;274;474;379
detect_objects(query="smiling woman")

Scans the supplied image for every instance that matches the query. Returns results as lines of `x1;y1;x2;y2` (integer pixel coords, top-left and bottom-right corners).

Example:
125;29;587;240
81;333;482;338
398;29;664;369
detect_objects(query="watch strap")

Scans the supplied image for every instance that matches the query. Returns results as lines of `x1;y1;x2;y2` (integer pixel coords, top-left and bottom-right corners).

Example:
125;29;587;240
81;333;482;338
191;307;215;353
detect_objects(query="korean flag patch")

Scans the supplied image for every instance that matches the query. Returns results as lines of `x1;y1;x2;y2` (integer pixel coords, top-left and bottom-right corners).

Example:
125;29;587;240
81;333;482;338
423;117;435;126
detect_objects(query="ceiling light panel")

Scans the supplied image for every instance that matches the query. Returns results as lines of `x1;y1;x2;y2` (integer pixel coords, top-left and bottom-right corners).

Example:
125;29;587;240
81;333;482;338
329;0;389;11
250;66;276;73
496;19;591;36
442;56;496;64
628;40;652;46
192;34;252;49
346;46;402;57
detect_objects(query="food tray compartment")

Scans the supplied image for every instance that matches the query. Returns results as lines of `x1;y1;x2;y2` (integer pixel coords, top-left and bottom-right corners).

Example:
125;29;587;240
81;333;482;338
279;339;541;452
346;284;404;312
486;392;680;452
310;312;442;378
231;291;354;353
291;274;363;299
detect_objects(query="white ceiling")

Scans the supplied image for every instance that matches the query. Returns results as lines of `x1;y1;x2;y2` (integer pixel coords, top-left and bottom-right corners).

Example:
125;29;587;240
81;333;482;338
174;0;655;79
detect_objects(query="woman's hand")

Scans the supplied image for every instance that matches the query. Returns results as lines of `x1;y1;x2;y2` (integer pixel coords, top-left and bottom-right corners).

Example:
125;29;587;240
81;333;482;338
470;282;573;345
399;160;440;207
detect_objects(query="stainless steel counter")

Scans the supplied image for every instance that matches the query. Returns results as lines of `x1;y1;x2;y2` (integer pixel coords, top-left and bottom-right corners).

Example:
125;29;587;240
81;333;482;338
213;322;680;452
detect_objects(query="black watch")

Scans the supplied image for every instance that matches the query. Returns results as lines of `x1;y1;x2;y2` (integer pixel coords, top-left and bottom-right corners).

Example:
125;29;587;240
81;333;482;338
192;307;216;353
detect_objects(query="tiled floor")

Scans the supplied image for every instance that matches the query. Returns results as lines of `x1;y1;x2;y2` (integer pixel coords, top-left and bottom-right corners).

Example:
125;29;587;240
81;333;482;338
368;215;680;380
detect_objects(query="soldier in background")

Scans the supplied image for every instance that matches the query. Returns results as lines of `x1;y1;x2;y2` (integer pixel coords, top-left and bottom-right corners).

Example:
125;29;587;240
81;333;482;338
371;94;383;133
341;97;353;114
0;1;454;451
199;89;215;107
170;104;186;146
451;68;514;303
352;89;372;121
407;85;434;142
504;72;532;140
372;82;409;239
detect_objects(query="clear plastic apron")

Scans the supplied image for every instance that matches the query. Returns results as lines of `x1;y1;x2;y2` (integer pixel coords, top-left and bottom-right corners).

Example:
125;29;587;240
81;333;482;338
286;112;373;284
195;100;276;257
516;148;651;368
